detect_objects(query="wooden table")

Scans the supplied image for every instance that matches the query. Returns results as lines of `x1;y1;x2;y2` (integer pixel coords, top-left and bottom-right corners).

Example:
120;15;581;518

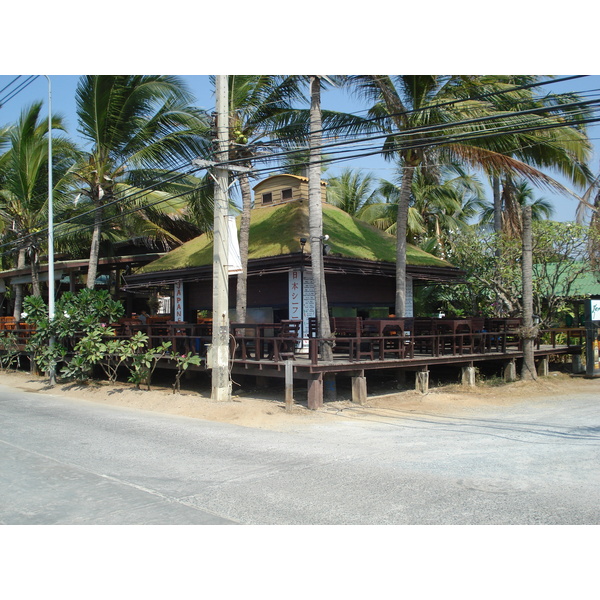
433;319;473;355
362;319;406;359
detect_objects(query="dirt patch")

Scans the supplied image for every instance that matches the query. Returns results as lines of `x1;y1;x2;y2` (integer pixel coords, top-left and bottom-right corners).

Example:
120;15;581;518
1;368;597;431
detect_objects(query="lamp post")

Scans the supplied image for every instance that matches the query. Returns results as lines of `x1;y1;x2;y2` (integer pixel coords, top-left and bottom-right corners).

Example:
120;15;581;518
44;75;55;386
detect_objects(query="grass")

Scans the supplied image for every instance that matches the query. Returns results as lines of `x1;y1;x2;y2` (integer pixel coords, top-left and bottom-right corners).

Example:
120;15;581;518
137;200;453;274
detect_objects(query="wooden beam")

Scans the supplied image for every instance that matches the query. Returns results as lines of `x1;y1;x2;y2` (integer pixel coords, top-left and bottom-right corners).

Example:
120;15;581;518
307;373;323;410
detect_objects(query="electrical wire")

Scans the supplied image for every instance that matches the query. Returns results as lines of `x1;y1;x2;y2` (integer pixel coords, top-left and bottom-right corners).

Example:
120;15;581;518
2;77;600;257
0;76;40;109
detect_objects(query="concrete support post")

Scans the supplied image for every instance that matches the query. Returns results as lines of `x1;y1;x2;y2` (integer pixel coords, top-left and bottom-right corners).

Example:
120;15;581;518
504;359;517;382
572;353;584;374
285;360;294;412
307;374;323;410
416;369;429;394
537;356;549;377
351;376;367;405
461;365;476;387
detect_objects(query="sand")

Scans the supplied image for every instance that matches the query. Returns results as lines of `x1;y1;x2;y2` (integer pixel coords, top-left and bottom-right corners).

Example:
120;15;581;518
2;366;598;431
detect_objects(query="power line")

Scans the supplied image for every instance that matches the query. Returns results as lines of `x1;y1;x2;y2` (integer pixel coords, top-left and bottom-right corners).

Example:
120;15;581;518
6;98;599;254
0;76;40;109
2;78;600;258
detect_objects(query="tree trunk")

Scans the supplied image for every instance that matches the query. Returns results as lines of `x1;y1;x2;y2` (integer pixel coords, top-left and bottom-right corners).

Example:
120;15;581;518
493;174;502;235
12;248;27;319
235;172;252;322
31;247;41;297
395;164;414;317
308;76;333;361
87;203;103;289
521;205;537;380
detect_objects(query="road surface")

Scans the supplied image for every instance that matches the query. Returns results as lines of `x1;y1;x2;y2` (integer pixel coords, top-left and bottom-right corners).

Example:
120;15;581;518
1;381;599;524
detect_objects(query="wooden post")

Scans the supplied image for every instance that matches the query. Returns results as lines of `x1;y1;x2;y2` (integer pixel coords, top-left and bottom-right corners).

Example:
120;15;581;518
324;373;336;401
307;374;323;410
285;360;294;411
394;368;407;389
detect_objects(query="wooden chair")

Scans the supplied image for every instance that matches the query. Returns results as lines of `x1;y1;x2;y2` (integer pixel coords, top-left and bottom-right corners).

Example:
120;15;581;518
273;320;301;361
331;317;373;361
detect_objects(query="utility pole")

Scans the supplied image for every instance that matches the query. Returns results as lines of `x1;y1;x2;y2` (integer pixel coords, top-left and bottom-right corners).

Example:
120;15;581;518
211;75;232;401
308;76;333;361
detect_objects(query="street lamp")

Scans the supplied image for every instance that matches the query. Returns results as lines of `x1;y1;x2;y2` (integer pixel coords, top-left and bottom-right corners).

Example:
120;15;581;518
44;75;55;386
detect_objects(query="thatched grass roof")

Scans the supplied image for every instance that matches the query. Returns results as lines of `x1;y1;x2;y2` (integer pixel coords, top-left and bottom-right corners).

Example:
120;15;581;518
136;200;453;274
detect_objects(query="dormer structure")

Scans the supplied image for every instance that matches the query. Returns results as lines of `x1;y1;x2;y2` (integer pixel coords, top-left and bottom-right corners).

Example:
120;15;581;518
253;174;327;207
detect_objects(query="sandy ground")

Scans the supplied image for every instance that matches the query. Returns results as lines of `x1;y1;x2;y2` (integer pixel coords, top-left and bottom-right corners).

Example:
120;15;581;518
1;366;598;431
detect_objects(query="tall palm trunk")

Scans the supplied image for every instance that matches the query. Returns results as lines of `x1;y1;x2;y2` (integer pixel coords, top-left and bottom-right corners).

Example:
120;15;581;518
308;76;332;360
521;205;537;380
30;246;41;297
87;202;103;289
235;172;252;322
395;164;414;317
492;174;502;235
12;247;27;319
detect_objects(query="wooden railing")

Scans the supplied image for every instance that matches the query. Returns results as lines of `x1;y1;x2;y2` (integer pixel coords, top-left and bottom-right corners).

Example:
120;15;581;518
1;320;586;366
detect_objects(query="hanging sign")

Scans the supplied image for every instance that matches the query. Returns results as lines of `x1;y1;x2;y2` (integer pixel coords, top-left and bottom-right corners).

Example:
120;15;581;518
288;268;315;350
227;216;243;274
174;280;184;322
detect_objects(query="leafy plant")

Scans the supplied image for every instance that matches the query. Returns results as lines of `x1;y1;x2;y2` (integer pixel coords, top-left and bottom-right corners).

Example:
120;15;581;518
97;338;133;383
0;331;20;371
126;333;171;391
128;344;172;391
172;353;202;394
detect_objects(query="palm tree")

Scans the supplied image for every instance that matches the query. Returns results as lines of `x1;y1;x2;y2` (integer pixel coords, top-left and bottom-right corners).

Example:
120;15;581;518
361;163;485;257
477;179;554;234
521;206;537;380
326;168;380;218
0;102;78;317
212;75;376;322
346;75;593;316
216;75;306;322
72;75;210;289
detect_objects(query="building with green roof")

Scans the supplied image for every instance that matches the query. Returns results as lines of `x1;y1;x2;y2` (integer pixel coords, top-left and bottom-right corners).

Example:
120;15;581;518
124;174;464;327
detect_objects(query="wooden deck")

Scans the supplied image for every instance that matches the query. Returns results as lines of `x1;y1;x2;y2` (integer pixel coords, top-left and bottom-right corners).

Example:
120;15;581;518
1;320;584;409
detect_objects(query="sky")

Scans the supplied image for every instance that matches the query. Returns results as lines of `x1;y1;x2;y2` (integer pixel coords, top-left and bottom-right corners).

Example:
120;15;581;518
1;73;599;224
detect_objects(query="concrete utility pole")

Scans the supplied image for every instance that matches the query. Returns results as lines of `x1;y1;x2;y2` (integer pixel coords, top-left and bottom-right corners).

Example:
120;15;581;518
211;75;232;401
308;75;333;361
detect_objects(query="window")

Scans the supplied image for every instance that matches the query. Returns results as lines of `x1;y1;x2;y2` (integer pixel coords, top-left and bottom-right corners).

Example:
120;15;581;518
281;188;293;200
157;296;172;314
262;192;273;204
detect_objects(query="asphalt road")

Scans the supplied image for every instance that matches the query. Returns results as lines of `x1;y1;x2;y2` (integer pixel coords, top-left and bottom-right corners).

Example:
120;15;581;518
1;381;599;525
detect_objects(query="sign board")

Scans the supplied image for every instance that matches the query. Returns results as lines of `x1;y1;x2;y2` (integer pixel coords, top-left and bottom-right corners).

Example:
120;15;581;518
288;268;315;350
590;299;600;322
227;215;243;274
173;280;184;322
584;298;600;378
